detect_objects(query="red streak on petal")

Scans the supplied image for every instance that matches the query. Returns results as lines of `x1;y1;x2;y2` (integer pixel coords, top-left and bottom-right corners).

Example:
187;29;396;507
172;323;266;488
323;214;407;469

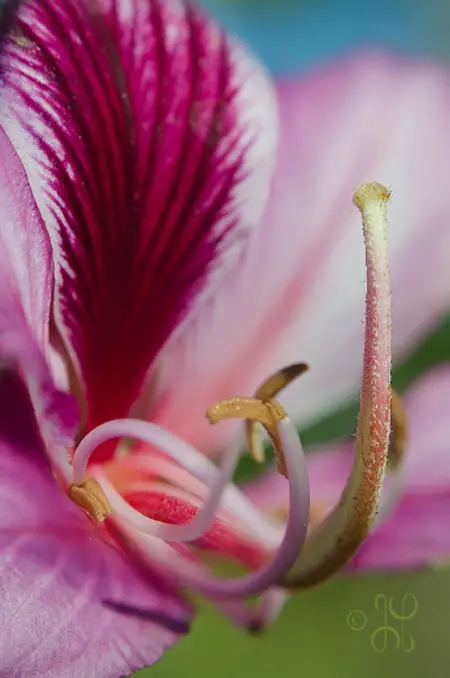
1;0;276;462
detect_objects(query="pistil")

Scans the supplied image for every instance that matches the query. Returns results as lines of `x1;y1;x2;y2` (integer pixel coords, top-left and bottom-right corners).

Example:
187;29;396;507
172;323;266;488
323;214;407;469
282;181;393;588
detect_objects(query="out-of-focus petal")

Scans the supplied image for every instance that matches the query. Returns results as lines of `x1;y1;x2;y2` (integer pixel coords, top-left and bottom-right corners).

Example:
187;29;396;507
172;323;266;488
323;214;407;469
348;492;450;571
0;127;52;352
151;51;450;452
396;366;450;491
1;0;277;434
247;367;450;571
0;371;191;677
0;128;79;476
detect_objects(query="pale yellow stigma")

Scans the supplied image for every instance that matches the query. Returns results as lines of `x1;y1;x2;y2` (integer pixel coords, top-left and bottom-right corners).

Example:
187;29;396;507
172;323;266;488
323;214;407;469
68;477;112;522
353;181;391;209
353;182;391;252
283;181;393;589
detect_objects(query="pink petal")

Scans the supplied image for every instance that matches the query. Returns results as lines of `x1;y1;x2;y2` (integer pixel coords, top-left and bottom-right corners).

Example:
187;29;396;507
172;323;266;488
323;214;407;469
0;127;52;353
0;127;79;477
271;53;450;426
397;366;450;491
1;0;277;435
151;51;450;452
348;491;450;571
0;371;191;677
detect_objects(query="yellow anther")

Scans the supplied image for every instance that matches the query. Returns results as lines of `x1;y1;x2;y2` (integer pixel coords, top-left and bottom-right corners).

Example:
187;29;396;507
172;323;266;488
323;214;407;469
246;363;309;465
206;396;289;478
254;363;309;401
388;389;407;472
68;477;112;523
206;396;286;429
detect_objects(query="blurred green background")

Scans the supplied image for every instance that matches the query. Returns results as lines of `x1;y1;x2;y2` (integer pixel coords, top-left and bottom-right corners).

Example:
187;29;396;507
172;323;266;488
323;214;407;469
142;569;449;678
137;1;450;675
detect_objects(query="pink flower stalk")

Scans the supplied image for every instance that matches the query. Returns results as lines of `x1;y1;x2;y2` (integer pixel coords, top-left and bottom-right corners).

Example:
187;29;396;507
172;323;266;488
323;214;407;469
0;1;448;676
247;366;450;573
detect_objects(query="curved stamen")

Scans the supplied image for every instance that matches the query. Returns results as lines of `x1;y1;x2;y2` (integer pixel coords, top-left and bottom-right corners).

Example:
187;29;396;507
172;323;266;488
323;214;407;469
73;419;242;541
73;413;310;598
72;409;309;563
283;181;393;588
113;518;287;622
111;416;309;599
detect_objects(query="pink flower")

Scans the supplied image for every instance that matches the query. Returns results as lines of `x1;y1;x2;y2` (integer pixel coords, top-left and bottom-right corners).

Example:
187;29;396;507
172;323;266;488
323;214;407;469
0;1;448;676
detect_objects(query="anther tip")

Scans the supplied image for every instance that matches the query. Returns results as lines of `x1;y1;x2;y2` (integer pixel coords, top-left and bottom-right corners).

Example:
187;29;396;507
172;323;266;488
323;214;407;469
205;403;222;424
353;182;391;210
68;477;112;523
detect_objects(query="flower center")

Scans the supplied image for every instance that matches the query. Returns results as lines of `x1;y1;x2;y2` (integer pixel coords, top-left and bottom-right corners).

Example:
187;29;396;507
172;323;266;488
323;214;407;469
65;182;401;597
66;382;312;598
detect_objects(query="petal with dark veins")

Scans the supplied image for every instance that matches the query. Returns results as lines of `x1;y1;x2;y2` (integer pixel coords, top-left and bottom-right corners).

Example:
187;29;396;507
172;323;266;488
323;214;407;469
1;0;277;437
0;127;79;476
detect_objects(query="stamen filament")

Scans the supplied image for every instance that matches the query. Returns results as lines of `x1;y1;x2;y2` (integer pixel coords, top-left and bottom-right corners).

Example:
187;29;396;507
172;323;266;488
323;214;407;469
110;417;309;598
73;415;310;598
72;413;309;588
114;519;287;623
283;181;392;588
73;419;241;540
